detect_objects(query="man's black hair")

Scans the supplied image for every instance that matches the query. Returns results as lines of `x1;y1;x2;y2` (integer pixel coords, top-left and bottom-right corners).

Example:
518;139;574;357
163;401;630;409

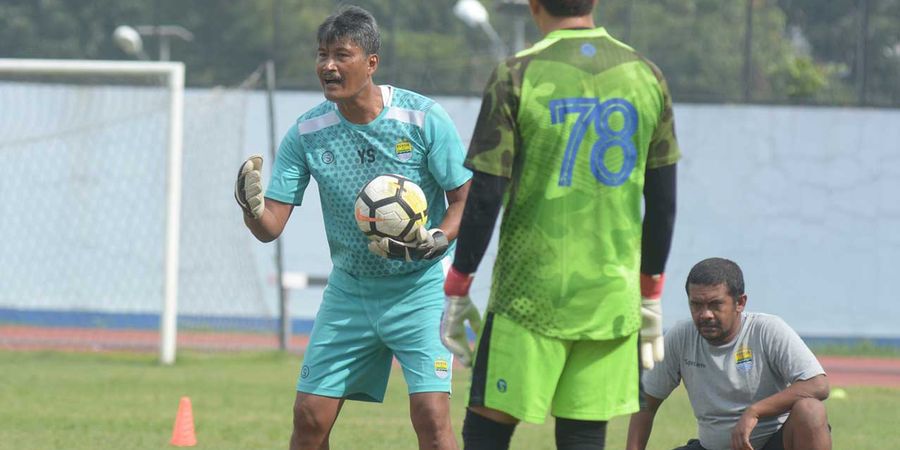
685;257;745;301
538;0;595;17
317;5;380;55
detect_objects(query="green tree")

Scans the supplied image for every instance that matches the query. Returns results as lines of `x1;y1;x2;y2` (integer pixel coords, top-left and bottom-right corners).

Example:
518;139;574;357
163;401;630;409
778;0;900;105
0;0;894;105
598;0;834;103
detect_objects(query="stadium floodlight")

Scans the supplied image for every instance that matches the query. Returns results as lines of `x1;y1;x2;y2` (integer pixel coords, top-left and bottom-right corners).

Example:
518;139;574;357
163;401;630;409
453;0;489;27
497;0;531;53
113;25;149;60
114;24;194;61
453;0;508;61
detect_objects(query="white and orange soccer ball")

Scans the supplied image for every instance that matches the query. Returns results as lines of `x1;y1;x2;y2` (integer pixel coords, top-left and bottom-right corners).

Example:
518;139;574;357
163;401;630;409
354;174;428;242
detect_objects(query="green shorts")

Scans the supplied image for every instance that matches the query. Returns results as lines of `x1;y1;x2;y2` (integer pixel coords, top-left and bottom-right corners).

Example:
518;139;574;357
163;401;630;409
468;313;639;423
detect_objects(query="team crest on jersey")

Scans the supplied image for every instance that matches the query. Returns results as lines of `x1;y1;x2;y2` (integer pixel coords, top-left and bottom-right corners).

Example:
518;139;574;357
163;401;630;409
580;43;597;57
434;358;449;379
321;150;335;164
735;345;753;372
395;139;413;161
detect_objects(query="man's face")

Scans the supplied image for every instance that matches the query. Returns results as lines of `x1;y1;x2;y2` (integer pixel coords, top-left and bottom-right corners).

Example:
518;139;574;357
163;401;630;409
688;283;746;345
316;38;377;103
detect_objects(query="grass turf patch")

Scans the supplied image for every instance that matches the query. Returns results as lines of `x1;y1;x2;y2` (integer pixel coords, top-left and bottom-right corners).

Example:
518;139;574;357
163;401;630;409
0;350;896;449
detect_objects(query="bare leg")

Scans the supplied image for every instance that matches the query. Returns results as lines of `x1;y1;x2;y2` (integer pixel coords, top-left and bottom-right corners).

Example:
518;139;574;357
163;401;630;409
409;392;458;450
782;398;831;450
468;405;518;425
289;392;344;450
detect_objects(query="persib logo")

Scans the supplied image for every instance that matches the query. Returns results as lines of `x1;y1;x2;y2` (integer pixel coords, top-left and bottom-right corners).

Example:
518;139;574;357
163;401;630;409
434;358;449;379
395;139;413;161
735;345;753;372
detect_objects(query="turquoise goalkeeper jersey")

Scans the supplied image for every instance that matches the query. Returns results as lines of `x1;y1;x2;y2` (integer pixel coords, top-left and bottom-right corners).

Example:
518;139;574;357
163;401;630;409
266;85;472;278
466;28;681;340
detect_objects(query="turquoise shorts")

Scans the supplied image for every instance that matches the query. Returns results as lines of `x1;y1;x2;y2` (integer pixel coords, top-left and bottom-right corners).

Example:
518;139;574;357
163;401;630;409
297;261;453;402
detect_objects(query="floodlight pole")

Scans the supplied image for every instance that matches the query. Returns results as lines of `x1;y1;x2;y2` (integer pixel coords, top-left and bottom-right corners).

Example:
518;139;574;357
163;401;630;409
114;25;193;62
263;60;290;351
480;23;509;61
453;0;508;61
135;26;194;62
742;0;754;102
855;0;870;105
497;0;530;54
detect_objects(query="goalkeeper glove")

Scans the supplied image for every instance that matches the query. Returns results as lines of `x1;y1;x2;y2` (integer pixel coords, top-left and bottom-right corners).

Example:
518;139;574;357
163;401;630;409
367;228;449;261
235;155;264;219
414;227;450;259
640;273;665;370
441;266;482;367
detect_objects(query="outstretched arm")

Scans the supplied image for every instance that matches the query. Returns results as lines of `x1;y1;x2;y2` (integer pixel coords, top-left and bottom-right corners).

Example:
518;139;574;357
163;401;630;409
626;393;664;450
731;374;830;450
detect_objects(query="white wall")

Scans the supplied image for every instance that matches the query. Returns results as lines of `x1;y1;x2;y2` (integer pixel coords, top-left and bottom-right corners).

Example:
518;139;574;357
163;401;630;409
251;92;900;337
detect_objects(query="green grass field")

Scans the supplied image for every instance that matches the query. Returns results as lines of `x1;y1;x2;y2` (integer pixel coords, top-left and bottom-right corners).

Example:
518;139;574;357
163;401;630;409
0;350;897;449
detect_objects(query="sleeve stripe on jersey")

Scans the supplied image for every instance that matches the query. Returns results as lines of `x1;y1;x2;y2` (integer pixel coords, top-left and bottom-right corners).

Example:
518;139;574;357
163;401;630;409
385;107;425;128
298;111;340;135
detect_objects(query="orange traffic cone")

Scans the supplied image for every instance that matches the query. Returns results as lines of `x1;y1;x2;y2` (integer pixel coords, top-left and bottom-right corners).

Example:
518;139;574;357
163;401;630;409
170;396;197;447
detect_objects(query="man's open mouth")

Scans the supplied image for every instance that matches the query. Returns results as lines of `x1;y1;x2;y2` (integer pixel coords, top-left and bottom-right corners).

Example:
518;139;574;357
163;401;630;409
322;75;342;85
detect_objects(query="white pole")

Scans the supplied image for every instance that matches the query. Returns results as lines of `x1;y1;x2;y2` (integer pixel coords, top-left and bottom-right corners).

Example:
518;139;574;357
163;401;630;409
160;63;185;365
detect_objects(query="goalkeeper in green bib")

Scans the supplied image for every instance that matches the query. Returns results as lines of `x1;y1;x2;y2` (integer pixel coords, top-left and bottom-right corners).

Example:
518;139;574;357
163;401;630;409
440;0;681;449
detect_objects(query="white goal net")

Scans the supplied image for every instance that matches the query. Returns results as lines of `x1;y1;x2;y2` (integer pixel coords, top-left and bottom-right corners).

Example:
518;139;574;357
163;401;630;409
0;59;272;363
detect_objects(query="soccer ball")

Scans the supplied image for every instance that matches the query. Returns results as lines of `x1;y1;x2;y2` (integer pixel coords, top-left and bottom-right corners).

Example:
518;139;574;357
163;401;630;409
355;174;428;242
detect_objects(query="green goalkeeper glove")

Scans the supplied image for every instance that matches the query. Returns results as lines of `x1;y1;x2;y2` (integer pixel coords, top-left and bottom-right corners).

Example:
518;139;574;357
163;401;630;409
235;155;264;219
441;266;481;367
367;228;449;261
640;273;665;370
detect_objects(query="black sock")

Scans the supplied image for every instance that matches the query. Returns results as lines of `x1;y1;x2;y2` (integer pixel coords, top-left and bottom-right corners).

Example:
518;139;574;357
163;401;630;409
555;418;607;450
461;408;516;450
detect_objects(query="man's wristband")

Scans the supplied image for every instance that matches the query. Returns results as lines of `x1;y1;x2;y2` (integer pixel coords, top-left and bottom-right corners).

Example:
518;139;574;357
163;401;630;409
640;273;665;300
445;266;474;297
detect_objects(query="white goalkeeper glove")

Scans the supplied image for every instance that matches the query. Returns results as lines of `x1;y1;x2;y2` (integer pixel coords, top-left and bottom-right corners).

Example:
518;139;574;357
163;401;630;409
441;266;481;367
368;228;449;262
640;273;665;370
235;155;264;219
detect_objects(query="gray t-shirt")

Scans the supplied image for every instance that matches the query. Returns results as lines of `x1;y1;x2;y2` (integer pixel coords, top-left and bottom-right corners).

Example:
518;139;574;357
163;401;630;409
642;312;825;450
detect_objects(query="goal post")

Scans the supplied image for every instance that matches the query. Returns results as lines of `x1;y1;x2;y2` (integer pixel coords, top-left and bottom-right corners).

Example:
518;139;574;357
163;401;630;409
0;59;184;365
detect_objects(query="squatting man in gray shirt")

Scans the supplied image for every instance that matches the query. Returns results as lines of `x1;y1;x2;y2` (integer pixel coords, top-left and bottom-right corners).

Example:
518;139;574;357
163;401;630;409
626;257;831;450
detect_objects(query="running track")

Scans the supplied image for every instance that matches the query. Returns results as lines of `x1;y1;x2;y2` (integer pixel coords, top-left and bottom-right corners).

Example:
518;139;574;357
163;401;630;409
2;325;898;388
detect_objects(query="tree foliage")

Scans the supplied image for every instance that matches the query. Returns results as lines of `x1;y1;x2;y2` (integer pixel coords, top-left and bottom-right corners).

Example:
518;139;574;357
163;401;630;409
0;0;896;106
